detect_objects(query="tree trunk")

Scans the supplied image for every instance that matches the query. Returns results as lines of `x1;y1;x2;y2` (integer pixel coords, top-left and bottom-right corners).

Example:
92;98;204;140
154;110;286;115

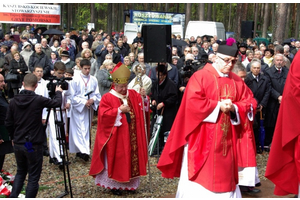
285;4;291;39
107;3;112;36
254;4;258;38
273;3;288;44
241;3;248;21
146;3;151;11
67;4;72;31
185;3;192;39
228;4;232;31
235;3;243;41
198;3;205;21
295;4;300;39
207;3;212;21
262;3;270;38
213;4;216;21
165;3;169;12
91;4;95;25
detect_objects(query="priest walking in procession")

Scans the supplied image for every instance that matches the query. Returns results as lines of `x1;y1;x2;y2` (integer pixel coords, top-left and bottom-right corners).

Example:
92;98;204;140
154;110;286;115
69;59;101;161
89;62;149;196
157;38;257;198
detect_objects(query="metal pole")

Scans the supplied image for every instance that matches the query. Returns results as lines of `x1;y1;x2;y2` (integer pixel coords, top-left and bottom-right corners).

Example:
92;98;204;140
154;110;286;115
137;73;153;193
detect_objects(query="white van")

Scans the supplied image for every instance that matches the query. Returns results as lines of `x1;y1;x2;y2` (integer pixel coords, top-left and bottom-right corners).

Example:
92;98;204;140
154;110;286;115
185;21;226;40
124;23;139;44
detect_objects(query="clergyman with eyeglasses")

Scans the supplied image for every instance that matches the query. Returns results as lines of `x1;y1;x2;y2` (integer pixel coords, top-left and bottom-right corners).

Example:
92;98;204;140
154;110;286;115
157;38;257;198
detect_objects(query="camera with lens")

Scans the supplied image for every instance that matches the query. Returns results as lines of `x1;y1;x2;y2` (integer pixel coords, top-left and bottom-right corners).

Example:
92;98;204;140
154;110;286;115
47;76;72;98
180;59;197;79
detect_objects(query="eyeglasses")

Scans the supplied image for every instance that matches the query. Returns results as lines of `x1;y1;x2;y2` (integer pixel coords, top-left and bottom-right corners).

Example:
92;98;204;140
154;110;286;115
184;50;191;53
218;56;237;65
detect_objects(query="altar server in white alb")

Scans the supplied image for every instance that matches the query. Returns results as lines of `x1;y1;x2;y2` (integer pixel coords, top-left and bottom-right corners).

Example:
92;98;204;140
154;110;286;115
69;59;101;161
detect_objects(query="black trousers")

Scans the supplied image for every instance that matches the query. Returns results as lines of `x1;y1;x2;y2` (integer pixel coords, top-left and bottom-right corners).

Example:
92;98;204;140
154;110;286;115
9;144;44;198
0;154;4;171
265;127;275;147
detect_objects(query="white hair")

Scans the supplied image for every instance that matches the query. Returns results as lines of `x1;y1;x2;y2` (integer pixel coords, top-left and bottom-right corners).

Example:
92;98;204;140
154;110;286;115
185;53;195;60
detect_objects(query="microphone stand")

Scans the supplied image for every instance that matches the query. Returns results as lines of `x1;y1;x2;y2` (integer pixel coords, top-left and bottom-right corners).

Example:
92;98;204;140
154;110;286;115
137;73;153;193
85;91;93;149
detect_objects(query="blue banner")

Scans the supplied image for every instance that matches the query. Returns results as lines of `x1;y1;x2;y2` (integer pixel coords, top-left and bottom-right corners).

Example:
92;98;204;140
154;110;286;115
130;10;185;27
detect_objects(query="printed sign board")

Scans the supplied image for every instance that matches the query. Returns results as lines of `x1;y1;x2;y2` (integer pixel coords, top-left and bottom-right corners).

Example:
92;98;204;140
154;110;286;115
0;3;61;25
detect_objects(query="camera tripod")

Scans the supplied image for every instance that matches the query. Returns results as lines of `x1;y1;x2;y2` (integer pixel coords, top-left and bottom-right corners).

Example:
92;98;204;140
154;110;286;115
45;106;73;198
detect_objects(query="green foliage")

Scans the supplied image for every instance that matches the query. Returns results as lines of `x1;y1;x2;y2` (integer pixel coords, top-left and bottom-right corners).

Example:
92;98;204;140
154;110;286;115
75;4;91;29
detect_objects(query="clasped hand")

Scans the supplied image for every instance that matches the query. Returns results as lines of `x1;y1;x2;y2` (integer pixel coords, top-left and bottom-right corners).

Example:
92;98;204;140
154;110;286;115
220;99;235;113
85;99;94;108
119;104;130;113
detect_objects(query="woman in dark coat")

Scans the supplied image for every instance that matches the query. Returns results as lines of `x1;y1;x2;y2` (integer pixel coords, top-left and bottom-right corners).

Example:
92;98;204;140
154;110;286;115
150;64;178;153
8;51;27;97
0;74;13;171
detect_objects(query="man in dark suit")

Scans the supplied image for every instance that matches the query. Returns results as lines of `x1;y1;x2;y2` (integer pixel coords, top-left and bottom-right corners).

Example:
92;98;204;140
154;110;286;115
98;42;121;66
263;54;289;152
198;41;213;59
245;60;271;153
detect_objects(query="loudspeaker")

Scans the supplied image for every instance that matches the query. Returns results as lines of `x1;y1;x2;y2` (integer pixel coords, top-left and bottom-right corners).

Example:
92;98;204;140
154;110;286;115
142;25;171;63
241;21;254;39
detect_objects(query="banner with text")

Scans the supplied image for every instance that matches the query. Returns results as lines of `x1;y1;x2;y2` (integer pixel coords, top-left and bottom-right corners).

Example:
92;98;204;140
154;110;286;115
130;10;185;27
0;3;61;25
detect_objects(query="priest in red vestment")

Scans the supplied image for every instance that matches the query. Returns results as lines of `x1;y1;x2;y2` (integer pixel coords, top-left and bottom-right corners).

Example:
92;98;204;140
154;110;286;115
265;51;300;197
89;63;148;196
157;38;257;198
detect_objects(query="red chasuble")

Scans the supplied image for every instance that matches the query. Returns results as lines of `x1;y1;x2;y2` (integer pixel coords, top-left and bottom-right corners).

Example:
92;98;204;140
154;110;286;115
89;89;148;182
157;64;257;192
265;52;300;196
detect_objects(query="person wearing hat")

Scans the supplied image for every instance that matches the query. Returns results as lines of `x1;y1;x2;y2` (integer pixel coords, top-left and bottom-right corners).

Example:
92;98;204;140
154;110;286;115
20;42;34;70
18;35;31;52
238;42;248;62
28;31;37;46
89;62;148;196
157;38;257;198
150;64;178;154
60;50;75;69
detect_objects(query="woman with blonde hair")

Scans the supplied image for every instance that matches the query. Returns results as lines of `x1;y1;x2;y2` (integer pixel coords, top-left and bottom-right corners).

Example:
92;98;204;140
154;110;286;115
81;48;98;76
130;41;139;60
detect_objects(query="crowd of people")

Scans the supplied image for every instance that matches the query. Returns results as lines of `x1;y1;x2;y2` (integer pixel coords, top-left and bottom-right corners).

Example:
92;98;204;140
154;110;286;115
0;23;299;198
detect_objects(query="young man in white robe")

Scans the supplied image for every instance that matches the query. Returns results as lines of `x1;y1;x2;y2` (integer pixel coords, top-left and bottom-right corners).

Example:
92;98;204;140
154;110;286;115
69;59;101;161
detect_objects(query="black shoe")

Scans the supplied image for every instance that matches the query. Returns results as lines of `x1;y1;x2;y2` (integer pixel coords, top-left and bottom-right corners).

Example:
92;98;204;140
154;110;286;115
49;157;54;164
256;148;262;154
50;157;59;165
82;153;90;161
127;190;136;194
255;182;261;187
248;187;261;194
76;152;82;158
111;189;122;196
43;149;50;157
240;186;261;194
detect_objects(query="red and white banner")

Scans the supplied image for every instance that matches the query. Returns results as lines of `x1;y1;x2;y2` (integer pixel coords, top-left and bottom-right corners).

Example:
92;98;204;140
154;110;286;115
0;3;61;25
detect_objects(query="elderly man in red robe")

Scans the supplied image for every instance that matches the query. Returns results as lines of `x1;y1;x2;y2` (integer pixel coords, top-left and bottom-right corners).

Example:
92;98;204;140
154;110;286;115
89;62;148;196
265;49;300;197
157;38;257;198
